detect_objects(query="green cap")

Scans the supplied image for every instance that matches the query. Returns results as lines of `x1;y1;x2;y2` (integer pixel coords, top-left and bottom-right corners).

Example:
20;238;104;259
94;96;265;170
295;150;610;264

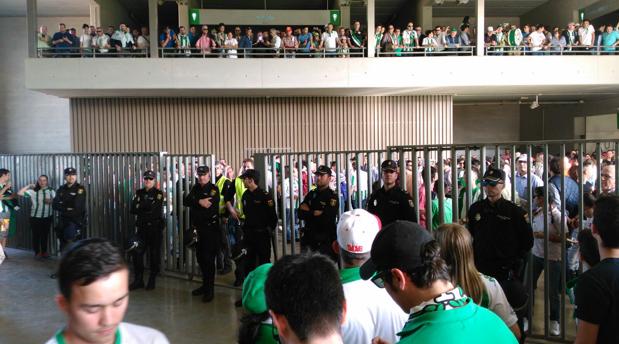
242;263;273;314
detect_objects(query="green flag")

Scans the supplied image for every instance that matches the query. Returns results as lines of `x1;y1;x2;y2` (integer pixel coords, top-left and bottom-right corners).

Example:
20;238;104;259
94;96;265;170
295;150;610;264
330;10;341;26
189;9;200;25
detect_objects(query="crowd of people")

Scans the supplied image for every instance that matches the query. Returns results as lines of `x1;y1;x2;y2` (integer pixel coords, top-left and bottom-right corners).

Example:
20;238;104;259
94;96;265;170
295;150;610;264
38;17;619;58
0;146;617;343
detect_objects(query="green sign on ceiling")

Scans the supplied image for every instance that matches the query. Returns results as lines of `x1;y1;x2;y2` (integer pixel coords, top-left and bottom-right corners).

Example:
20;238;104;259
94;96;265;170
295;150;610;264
330;10;341;26
189;8;200;25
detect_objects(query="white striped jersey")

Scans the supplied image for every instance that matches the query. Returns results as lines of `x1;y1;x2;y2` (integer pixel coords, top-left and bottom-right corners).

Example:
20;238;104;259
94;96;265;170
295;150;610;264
24;188;56;218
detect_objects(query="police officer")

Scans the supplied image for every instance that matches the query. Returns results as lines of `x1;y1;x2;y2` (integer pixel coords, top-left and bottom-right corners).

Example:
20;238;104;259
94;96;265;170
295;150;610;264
298;165;339;261
52;167;86;251
467;167;533;338
366;160;417;226
239;169;277;278
214;163;233;275
129;170;164;291
183;166;220;302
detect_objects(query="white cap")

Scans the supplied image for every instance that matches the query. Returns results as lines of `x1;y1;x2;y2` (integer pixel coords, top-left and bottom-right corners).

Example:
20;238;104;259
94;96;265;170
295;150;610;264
487;26;494;32
337;209;381;254
518;154;528;162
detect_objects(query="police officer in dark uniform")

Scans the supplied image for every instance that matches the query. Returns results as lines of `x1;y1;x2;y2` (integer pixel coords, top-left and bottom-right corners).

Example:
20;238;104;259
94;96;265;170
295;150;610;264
52;167;86;251
366;160;417;226
298;165;339;261
239;169;277;277
183;166;220;302
467;167;533;339
129;170;164;291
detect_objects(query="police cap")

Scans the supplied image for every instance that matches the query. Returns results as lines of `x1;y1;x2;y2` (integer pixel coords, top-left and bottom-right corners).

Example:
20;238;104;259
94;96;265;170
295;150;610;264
64;167;77;176
381;160;398;172
143;170;156;179
482;167;505;184
315;165;332;176
196;166;210;176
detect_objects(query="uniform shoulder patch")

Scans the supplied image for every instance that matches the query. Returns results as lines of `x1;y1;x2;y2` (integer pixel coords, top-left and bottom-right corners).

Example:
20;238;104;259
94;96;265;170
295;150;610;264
474;213;481;221
330;198;337;207
267;199;274;207
408;200;414;208
210;189;217;196
77;188;84;194
157;193;163;200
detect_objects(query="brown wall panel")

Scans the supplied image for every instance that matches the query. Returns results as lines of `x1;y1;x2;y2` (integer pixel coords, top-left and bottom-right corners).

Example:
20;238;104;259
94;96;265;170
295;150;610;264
71;96;453;169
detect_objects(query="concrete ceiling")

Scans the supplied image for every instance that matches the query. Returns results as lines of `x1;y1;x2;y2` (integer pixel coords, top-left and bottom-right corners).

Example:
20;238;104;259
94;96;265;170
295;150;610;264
432;0;549;18
0;0;89;17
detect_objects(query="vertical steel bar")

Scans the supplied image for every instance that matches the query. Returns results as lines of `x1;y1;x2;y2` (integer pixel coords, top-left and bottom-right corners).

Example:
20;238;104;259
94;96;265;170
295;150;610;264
451;147;459;223
423;149;432;231
437;148;445;226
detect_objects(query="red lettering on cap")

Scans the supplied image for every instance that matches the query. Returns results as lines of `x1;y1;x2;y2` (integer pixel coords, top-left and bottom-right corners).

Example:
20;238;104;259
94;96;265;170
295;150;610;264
347;244;363;252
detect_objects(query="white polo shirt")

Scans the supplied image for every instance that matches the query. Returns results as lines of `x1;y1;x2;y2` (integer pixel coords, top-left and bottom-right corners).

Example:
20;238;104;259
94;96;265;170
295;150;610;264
340;267;408;344
46;322;169;344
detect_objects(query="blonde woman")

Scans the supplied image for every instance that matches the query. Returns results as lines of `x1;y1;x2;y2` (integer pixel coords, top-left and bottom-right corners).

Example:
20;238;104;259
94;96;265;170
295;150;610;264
436;223;521;340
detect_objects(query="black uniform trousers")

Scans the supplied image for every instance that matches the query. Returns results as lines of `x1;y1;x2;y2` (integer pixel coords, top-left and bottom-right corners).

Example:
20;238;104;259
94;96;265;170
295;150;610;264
132;222;163;279
30;216;52;255
196;224;221;292
242;227;271;277
216;217;233;271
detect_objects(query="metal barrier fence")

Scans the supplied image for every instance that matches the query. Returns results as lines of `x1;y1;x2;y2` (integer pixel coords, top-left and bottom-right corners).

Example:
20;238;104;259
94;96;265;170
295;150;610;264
1;153;161;255
37;47;149;58
485;45;619;55
258;139;619;342
376;45;475;56
158;47;366;58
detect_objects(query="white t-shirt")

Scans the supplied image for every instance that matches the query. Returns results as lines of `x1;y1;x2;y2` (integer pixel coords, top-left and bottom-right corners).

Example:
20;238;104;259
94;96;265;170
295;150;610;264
341;268;408;344
46;323;169;344
137;35;150;49
224;38;238;58
272;35;282;49
80;33;92;48
94;34;110;53
321;31;339;51
529;31;546;51
283;177;299;209
579;25;596;46
532;207;565;261
481;274;518;327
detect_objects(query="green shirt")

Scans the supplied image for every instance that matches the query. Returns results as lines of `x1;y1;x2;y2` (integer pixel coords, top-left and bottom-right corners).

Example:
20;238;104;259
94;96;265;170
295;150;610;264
54;328;121;344
397;288;517;344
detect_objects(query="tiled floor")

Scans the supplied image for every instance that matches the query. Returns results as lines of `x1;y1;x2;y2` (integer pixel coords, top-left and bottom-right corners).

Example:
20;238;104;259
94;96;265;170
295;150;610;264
0;246;576;343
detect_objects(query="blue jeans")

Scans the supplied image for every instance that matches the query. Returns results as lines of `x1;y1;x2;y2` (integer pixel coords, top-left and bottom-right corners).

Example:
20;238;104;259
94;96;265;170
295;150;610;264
529;255;562;321
285;209;299;241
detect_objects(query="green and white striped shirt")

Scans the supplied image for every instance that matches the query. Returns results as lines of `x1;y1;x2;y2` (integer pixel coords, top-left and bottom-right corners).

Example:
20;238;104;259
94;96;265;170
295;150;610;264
24;187;55;218
0;184;12;213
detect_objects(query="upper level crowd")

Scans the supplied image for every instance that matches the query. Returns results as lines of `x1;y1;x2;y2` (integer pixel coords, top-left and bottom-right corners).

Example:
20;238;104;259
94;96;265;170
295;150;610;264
37;17;619;58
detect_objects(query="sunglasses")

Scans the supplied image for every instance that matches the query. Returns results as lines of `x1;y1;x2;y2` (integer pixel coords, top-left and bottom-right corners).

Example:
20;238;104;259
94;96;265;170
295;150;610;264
143;177;154;181
371;270;388;288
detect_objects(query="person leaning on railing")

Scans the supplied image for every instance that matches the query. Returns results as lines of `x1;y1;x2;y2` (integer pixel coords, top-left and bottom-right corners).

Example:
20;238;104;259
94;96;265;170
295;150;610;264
195;25;216;56
51;23;72;56
601;22;619;54
92;27;110;54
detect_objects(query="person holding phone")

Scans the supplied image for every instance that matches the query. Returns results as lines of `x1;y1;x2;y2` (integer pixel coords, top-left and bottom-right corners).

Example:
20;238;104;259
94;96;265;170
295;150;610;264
18;175;56;258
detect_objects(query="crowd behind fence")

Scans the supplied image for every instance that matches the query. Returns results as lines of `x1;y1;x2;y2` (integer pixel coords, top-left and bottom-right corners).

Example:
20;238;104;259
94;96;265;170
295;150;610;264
36;17;619;58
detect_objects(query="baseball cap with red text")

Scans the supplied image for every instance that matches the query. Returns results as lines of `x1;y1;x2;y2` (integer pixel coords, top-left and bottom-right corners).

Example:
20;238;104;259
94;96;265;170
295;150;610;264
337;209;381;254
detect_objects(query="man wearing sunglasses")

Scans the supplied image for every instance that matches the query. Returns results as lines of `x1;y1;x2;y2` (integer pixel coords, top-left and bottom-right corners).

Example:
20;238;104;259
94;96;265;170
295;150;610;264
361;221;517;344
366;160;416;226
129;170;164;291
467;167;533;338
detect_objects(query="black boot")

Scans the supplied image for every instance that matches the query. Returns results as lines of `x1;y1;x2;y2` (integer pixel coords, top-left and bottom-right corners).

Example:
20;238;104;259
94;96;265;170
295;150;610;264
145;274;156;290
130;278;144;291
192;286;205;296
202;289;214;303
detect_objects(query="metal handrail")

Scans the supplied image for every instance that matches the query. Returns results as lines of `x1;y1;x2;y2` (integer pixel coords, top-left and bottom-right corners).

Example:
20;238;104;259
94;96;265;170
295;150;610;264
158;46;366;58
37;47;149;58
377;45;476;57
485;44;618;56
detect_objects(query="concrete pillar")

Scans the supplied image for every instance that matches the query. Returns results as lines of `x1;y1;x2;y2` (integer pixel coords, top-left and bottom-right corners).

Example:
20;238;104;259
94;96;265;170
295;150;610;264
27;0;37;58
335;0;351;29
476;0;485;56
417;5;433;31
178;3;189;32
89;0;100;27
148;0;158;58
367;0;375;57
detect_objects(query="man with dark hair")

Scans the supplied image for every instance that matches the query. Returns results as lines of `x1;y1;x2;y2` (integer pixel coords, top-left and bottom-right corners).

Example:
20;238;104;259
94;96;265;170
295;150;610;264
184;165;220;302
46;238;168;343
298;165;339;260
366;160;416;226
129;170;164;291
265;253;346;344
333;209;406;343
53;167;87;252
361;221;517;344
575;195;619;344
239;169;278;277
